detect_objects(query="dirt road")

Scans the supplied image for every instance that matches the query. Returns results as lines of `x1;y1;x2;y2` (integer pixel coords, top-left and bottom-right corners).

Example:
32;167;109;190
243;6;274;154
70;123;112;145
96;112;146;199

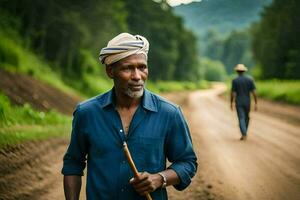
168;83;300;200
1;84;299;200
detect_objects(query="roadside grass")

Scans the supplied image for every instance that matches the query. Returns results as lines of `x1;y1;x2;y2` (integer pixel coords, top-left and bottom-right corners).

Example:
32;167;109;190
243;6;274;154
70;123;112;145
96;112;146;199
0;124;70;149
225;78;300;105
0;93;71;149
256;80;300;105
147;80;211;93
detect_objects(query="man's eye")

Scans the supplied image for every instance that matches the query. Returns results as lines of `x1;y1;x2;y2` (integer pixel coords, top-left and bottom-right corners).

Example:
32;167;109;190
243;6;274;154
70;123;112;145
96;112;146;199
121;67;130;71
138;65;147;71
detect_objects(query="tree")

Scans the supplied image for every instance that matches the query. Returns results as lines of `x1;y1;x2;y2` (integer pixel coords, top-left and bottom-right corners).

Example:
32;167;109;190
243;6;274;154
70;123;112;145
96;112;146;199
200;58;226;81
252;0;300;79
124;0;199;81
221;30;253;73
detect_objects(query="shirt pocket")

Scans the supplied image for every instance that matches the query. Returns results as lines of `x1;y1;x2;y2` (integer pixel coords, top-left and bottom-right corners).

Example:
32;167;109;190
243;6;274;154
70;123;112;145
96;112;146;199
131;137;165;173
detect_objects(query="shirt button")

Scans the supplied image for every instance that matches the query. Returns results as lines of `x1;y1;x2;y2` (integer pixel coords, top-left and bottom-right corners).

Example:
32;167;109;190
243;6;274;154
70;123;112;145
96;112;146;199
121;188;124;192
120;129;123;133
122;160;126;164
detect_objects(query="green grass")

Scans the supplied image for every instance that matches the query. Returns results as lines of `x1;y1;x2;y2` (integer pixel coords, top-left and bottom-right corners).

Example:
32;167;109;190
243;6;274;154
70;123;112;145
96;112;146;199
0;32;82;97
0;124;70;149
0;93;71;148
256;80;300;105
147;80;211;93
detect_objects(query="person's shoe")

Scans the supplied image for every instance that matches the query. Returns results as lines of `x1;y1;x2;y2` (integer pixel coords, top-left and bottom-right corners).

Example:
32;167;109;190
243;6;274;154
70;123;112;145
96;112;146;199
240;135;247;141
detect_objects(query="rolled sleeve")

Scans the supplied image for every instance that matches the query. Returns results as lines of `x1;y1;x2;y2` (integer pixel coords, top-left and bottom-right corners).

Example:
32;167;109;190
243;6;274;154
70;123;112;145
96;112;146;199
61;105;88;176
166;107;197;191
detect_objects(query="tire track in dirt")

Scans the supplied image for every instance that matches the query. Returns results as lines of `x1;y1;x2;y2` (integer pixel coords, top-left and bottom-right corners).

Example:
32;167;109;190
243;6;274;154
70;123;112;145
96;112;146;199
0;138;68;200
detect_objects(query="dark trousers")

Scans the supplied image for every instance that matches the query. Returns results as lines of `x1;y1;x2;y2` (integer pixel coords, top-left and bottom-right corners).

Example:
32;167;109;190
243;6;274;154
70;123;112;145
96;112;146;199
236;105;250;135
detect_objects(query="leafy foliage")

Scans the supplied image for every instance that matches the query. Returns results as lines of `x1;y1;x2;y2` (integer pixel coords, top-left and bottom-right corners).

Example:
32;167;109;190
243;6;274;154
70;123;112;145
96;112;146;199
201;29;253;74
252;0;300;79
124;0;199;81
0;32;81;96
0;0;200;82
174;0;272;60
0;0;127;77
199;58;227;81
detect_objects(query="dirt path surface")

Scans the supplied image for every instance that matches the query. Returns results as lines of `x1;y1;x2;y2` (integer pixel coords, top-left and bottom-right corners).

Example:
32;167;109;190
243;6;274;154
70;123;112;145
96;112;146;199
167;83;300;200
1;84;300;200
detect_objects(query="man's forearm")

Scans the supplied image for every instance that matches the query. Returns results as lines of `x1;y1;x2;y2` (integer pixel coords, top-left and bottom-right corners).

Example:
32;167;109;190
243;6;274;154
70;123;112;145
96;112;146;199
159;169;180;187
64;175;82;200
230;92;236;107
252;90;258;104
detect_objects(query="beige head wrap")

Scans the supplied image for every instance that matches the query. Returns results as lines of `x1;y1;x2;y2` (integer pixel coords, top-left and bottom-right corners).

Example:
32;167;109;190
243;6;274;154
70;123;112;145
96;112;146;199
99;33;149;65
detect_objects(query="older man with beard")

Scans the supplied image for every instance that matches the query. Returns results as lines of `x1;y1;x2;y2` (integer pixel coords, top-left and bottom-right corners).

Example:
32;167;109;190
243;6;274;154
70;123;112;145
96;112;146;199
62;33;197;200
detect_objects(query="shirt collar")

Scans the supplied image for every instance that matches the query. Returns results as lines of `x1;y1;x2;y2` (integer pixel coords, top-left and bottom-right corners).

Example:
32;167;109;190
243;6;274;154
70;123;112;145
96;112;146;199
99;88;158;112
142;89;158;112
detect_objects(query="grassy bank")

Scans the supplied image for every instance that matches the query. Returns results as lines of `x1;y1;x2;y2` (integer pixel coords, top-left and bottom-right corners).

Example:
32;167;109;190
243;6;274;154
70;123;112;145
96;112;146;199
256;80;300;105
0;93;71;148
0;32;86;98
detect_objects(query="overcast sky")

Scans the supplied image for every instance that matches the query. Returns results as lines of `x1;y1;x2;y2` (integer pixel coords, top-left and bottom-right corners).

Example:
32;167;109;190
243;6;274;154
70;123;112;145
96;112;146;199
167;0;202;7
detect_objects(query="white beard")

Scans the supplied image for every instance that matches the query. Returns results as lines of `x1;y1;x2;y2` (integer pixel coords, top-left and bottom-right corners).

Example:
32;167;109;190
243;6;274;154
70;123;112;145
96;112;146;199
125;87;144;98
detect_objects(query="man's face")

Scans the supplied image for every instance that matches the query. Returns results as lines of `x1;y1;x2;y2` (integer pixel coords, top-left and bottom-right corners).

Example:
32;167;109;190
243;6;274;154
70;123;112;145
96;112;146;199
106;54;148;99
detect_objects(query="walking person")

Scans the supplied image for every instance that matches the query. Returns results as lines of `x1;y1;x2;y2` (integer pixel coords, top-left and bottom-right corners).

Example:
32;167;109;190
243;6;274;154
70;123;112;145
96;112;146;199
230;64;257;140
62;33;197;200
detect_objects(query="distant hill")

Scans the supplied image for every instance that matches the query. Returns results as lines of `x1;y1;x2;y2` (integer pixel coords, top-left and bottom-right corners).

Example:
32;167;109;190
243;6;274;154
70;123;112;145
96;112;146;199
174;0;272;37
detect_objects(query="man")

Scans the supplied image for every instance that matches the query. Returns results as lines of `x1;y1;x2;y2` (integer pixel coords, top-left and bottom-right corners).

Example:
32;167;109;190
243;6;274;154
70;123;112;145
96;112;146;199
62;33;197;200
231;64;257;141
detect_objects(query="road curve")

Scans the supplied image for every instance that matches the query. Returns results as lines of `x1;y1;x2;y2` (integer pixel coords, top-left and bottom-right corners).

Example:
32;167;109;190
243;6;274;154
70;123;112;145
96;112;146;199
178;83;300;200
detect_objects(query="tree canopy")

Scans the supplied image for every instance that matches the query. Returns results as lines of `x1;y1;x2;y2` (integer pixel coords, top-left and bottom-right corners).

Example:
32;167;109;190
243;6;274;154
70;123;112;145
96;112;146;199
252;0;300;79
0;0;199;81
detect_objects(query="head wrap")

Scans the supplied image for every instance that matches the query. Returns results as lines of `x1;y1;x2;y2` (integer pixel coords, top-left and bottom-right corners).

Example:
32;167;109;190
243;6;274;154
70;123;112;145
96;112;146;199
99;33;149;65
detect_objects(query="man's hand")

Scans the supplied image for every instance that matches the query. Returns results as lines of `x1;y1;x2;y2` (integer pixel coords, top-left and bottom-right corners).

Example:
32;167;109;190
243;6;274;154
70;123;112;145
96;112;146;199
230;92;236;111
129;172;163;196
254;103;258;111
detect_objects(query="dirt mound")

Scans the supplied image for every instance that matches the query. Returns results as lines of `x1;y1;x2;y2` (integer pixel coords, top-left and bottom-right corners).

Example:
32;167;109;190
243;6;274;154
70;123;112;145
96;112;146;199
0;69;82;115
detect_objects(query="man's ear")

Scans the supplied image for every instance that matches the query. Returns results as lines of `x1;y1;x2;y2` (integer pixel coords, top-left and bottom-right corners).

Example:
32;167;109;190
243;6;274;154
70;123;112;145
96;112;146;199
106;65;114;79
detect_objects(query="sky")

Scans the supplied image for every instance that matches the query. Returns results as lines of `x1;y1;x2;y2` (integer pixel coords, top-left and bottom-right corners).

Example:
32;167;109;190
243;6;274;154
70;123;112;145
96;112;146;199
167;0;202;7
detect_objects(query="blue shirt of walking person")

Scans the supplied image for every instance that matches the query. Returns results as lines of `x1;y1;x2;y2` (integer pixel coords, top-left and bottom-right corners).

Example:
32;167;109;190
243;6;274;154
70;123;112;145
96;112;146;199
62;88;198;200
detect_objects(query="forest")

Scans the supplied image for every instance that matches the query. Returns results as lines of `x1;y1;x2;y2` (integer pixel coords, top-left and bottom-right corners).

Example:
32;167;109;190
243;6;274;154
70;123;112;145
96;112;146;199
0;0;198;86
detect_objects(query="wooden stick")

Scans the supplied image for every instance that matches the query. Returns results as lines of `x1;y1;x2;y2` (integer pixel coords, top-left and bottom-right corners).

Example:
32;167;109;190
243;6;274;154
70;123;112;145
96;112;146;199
123;142;152;200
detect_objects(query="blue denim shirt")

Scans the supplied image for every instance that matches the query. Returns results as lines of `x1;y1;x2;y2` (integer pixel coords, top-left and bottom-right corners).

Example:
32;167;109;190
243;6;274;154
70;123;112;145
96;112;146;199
62;89;197;200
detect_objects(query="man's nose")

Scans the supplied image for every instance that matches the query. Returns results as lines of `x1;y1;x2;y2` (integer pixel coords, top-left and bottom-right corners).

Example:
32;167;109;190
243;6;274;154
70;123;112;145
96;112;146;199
131;68;141;80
